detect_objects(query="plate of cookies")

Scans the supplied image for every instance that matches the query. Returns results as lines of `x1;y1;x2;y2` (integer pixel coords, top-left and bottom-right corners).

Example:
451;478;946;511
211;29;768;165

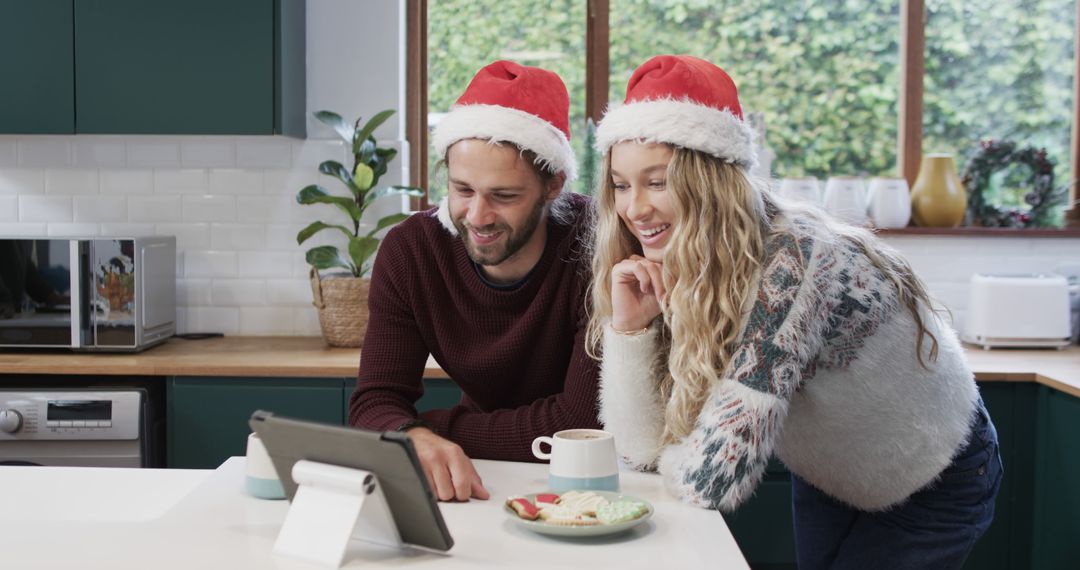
504;490;653;537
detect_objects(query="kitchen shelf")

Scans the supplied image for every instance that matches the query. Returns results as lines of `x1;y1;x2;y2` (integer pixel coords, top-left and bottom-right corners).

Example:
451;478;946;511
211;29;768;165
875;227;1080;238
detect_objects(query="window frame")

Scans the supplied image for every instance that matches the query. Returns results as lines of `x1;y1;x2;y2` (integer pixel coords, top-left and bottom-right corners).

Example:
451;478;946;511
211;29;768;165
408;0;1080;225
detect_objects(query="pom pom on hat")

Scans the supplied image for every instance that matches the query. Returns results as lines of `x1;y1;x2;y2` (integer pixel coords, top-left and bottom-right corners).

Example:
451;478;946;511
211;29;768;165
432;60;577;181
596;55;757;170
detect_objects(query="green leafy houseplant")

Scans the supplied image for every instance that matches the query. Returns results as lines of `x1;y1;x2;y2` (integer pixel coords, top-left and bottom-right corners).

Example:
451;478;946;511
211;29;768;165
297;109;423;277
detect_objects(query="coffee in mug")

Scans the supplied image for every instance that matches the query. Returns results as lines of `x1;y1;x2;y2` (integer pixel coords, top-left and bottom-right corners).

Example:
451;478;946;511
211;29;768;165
531;429;619;492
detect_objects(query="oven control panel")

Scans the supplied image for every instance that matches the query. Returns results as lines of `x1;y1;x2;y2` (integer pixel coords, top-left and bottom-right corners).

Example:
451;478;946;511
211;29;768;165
0;391;140;440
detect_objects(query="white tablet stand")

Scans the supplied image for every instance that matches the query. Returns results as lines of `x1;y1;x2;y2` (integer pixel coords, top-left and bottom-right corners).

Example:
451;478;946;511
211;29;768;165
274;459;402;567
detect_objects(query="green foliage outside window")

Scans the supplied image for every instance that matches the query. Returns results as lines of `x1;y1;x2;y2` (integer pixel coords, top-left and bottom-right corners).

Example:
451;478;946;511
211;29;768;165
428;0;1074;221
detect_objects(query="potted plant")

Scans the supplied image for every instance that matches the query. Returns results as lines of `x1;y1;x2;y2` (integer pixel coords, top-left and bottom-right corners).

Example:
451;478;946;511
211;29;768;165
297;109;422;347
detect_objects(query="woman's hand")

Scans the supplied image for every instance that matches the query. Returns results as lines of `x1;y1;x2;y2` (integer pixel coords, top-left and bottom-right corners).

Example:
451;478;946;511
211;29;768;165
610;255;666;332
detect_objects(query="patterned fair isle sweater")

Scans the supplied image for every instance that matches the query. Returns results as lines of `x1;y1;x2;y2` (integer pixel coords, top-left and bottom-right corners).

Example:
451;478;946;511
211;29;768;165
600;216;979;512
348;192;601;462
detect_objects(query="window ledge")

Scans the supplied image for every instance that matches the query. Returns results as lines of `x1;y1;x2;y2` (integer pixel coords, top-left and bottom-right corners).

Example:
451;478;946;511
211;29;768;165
874;227;1080;238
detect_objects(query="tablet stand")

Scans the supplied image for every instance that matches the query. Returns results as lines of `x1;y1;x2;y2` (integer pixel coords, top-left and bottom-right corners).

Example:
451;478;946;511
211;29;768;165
274;460;402;567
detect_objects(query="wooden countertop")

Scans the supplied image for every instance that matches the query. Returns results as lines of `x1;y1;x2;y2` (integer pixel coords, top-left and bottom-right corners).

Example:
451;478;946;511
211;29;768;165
0;337;1076;397
0;336;448;379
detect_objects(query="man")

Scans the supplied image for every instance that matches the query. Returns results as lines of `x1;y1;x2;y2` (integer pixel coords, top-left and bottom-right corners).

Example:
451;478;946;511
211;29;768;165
348;60;601;502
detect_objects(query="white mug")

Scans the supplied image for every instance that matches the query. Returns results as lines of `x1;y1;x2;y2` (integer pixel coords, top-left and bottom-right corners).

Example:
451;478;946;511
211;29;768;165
823;176;868;226
245;432;285;500
531;429;619;492
778;177;821;205
867;177;912;229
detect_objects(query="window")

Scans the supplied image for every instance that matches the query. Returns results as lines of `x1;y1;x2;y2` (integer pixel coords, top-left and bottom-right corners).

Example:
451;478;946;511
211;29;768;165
923;0;1075;216
411;0;1079;223
425;0;587;204
610;1;901;178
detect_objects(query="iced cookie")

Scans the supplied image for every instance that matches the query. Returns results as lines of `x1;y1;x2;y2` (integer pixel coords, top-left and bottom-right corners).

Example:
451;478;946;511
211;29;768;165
555;491;610;516
596;500;649;524
506;496;540;520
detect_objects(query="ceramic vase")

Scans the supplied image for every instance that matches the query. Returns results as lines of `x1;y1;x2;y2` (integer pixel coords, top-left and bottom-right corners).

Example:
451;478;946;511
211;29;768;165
910;154;967;227
823;176;868;226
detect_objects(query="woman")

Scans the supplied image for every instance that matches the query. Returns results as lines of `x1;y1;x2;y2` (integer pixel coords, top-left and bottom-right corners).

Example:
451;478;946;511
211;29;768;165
587;55;1002;569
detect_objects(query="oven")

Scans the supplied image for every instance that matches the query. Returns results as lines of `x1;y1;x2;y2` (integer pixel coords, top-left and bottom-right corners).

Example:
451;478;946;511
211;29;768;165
0;376;164;467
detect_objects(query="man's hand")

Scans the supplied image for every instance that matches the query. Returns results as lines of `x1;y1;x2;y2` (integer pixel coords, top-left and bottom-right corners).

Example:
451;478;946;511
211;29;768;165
405;427;490;502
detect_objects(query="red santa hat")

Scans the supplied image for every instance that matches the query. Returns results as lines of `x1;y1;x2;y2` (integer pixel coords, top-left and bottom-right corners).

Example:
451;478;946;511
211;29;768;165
596;55;757;170
432;60;577;181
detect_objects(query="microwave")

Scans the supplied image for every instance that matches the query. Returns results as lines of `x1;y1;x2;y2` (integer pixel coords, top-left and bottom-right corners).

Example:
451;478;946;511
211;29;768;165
0;237;176;352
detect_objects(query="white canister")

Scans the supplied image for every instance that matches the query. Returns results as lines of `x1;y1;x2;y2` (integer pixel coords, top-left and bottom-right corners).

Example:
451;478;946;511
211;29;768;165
823;176;868;226
778;177;821;205
867;177;912;229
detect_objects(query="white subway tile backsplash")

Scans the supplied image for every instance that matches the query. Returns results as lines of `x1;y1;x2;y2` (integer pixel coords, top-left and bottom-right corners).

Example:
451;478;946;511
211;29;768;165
156;222;210;249
0;169;45;194
128;196;182;223
100;223;155;237
72;139;126;168
47;223;99;236
294;307;323;336
0;140;17;167
0;197;16;221
211;223;265;249
267;279;312;305
101;170;154;195
237;196;296;223
209;169;263;194
265;223;303;250
236;139;293;168
182;307;240;335
177;278;212;306
293;139;348;168
73;196;126;222
239;251;296;278
181;139;237;168
183;195;236;222
17;138;71;167
0;223;47;236
184;251;238;278
45;169;99;195
212;279;266;306
154;169;207;195
239;307;294;335
19;195;72;222
127;140;181;168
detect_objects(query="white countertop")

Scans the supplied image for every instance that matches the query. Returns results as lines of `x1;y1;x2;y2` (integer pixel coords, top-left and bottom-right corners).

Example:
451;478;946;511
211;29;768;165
1;457;748;569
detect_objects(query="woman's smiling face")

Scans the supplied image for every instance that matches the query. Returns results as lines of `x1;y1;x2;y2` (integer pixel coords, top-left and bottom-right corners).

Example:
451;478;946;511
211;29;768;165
610;141;676;262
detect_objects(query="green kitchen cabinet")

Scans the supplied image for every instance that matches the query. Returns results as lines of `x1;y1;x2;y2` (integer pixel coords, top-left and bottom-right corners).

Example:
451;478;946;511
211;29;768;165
74;0;304;135
0;0;75;133
1031;387;1080;569
168;376;344;469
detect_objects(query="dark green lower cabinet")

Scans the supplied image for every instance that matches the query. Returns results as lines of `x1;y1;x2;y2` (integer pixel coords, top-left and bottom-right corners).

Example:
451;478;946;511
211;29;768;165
168;376;347;469
172;377;464;469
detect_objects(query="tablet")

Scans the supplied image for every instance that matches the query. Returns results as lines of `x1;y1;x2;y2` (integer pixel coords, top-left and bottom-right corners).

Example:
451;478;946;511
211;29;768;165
249;410;454;552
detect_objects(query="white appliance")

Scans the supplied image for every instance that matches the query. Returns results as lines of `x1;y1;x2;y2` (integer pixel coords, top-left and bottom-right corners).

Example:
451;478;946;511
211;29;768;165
962;274;1073;349
0;388;156;467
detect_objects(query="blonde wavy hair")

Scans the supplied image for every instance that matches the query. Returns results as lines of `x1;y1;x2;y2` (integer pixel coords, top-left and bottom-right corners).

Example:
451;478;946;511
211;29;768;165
585;146;941;445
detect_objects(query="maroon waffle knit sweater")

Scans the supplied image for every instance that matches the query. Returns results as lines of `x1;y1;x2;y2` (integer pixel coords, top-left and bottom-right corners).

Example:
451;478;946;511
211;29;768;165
348;193;601;462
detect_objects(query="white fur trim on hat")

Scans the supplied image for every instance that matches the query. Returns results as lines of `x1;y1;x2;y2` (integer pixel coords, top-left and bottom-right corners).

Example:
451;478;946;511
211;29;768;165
596;98;758;170
432;104;578;181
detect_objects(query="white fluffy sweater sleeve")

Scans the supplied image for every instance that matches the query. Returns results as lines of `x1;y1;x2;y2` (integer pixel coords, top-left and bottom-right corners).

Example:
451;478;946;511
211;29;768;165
598;325;667;469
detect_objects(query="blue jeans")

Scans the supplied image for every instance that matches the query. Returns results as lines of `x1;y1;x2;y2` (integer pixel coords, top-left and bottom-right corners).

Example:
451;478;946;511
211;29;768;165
791;399;1002;570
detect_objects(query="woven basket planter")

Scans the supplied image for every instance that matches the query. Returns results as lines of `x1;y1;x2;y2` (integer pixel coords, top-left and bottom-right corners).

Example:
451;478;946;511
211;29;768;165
309;268;370;347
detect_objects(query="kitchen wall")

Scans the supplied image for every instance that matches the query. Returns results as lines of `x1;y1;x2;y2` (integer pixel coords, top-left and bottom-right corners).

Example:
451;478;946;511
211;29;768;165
1;0;1078;337
0;0;407;336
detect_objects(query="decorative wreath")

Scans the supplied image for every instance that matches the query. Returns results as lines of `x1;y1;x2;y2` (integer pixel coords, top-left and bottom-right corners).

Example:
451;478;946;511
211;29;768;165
961;139;1067;228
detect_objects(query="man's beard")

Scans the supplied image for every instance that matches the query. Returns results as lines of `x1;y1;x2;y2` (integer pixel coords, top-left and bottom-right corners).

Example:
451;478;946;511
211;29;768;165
453;196;546;267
